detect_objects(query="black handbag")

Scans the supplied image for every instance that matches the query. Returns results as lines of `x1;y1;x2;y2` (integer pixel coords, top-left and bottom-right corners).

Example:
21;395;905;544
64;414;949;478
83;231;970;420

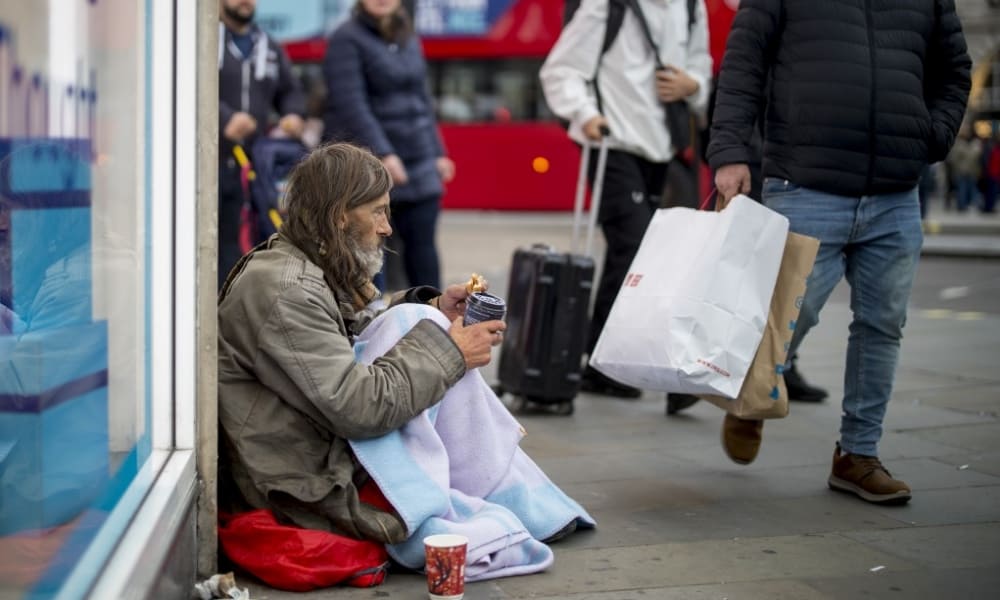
665;101;693;152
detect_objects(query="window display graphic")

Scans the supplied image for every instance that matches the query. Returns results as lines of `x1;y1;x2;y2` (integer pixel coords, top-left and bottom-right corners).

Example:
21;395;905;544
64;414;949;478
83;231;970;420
0;16;110;596
413;0;513;36
256;0;515;41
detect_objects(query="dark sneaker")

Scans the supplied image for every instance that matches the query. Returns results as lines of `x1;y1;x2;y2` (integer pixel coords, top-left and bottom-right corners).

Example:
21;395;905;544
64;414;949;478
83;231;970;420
828;443;911;505
666;393;699;415
580;366;642;399
721;414;763;465
784;358;828;403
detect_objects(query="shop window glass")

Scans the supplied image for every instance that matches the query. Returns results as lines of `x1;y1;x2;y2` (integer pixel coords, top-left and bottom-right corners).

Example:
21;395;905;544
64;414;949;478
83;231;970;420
0;0;152;596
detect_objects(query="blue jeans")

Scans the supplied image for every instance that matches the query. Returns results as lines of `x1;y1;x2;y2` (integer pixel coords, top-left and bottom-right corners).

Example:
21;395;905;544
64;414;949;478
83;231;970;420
954;176;977;212
763;179;923;457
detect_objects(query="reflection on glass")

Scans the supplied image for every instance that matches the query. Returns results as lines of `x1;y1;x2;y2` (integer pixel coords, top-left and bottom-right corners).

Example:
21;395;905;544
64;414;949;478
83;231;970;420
0;132;110;600
0;1;149;596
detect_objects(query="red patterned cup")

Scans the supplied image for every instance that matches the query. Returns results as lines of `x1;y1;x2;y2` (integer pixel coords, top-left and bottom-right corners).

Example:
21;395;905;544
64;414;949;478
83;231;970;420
423;534;468;600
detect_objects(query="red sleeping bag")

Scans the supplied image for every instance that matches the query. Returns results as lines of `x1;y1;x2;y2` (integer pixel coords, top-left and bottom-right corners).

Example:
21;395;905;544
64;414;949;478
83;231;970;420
218;509;390;591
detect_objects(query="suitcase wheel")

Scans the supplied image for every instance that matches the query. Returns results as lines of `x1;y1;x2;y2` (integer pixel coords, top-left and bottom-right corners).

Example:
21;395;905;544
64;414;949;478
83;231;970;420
523;397;575;416
552;400;574;416
506;395;526;413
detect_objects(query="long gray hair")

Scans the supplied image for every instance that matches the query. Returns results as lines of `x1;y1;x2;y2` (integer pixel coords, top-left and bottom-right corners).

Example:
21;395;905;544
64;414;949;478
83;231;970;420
281;143;392;292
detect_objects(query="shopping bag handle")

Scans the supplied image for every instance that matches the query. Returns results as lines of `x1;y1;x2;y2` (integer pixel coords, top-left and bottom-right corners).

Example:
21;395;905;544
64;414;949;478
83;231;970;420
699;187;720;212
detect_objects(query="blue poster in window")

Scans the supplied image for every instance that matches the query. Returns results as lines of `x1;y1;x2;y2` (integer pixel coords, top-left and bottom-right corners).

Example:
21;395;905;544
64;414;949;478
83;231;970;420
415;0;514;36
256;0;354;40
255;0;516;40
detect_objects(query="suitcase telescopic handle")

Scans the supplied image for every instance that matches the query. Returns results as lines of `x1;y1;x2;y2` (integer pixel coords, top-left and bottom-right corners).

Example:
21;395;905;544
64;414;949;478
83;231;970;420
571;126;611;257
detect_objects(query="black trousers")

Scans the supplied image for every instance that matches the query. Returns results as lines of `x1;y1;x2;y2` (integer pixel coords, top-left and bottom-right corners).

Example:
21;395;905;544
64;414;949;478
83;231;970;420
586;149;668;353
218;158;244;290
380;195;442;291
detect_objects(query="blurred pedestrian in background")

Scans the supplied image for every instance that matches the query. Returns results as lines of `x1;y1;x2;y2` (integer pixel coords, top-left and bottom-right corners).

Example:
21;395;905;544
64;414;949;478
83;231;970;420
218;0;305;288
323;0;455;292
981;130;1000;214
947;125;982;213
540;0;712;400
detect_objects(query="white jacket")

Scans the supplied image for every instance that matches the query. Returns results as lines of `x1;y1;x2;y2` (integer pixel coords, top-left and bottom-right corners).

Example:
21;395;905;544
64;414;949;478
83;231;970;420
540;0;712;163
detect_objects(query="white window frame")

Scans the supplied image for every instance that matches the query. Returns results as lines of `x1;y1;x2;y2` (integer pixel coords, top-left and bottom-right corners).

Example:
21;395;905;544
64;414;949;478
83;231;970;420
70;0;199;596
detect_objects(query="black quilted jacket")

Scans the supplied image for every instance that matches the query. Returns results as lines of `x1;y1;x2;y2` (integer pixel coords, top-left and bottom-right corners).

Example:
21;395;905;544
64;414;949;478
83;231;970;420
707;0;971;197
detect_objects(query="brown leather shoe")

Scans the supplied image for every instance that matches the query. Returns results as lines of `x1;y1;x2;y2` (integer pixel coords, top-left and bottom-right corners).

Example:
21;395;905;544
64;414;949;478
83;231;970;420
721;414;763;465
828;443;912;505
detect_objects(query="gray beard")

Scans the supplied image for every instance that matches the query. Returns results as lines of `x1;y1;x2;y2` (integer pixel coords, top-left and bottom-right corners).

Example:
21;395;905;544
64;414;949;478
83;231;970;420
347;235;385;279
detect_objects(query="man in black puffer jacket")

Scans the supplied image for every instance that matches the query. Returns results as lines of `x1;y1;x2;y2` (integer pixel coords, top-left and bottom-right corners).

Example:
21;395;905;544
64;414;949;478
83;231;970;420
707;0;970;505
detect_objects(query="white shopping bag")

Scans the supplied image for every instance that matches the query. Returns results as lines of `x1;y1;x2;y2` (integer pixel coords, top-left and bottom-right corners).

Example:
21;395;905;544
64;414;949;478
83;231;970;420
589;195;789;398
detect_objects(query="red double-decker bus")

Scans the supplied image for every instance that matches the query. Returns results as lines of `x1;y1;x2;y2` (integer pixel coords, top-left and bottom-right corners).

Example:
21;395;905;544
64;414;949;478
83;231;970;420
257;0;739;211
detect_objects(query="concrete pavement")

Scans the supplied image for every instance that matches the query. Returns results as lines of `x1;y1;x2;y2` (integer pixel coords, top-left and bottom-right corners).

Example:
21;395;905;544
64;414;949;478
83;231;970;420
921;203;1000;258
244;207;1000;600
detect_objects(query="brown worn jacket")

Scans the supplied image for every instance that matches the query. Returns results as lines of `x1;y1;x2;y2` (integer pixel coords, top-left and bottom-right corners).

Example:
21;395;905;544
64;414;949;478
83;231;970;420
217;236;466;542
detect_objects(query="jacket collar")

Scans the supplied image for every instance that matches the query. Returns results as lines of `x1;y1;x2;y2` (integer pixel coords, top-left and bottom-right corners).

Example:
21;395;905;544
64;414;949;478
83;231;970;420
218;22;269;80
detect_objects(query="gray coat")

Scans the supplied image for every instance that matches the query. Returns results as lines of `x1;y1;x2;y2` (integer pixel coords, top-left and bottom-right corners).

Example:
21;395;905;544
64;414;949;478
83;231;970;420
217;236;465;542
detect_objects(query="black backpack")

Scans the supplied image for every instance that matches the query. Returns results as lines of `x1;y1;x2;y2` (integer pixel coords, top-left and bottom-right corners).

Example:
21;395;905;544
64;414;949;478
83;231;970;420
561;0;699;150
562;0;697;58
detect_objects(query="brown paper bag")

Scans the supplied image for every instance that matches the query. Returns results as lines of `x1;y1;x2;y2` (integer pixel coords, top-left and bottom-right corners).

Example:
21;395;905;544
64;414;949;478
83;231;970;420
700;232;820;419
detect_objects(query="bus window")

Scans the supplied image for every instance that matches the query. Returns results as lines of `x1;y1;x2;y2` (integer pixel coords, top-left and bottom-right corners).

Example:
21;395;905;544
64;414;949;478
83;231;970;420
427;59;554;124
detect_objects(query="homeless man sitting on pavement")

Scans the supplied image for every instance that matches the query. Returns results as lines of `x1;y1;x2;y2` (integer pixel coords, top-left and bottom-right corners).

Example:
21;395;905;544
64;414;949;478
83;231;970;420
217;142;594;583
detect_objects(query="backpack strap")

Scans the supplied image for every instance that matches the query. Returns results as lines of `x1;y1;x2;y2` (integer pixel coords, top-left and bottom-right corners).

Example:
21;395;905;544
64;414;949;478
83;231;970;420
601;0;627;57
622;0;665;69
624;0;699;65
592;0;627;115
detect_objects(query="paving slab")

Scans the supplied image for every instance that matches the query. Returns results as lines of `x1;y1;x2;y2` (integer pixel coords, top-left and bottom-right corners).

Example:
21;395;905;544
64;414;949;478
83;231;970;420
526;580;832;600
805;566;1000;600
879;485;1000;528
934;452;1000;478
920;233;1000;257
491;533;919;596
841;522;1000;569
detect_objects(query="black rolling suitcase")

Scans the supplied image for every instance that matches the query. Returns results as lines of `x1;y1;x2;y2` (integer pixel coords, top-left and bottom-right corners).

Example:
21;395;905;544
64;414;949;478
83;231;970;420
495;133;610;415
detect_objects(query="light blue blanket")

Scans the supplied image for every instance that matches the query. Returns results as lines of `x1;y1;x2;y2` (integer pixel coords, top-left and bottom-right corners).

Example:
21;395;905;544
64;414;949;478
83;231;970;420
350;304;595;581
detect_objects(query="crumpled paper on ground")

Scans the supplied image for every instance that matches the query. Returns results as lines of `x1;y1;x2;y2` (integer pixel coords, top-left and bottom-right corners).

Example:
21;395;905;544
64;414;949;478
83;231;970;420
192;572;249;600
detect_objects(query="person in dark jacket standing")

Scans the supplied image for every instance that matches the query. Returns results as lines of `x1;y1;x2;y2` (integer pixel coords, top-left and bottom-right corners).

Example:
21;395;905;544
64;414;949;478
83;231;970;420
323;0;455;291
707;0;971;504
218;0;306;289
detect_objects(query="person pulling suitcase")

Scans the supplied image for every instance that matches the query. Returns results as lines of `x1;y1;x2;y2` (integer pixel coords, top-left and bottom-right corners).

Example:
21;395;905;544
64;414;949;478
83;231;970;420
540;0;712;399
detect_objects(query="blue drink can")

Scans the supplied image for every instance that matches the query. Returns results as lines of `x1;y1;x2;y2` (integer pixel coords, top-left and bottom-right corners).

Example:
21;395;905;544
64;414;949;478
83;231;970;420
464;292;506;326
